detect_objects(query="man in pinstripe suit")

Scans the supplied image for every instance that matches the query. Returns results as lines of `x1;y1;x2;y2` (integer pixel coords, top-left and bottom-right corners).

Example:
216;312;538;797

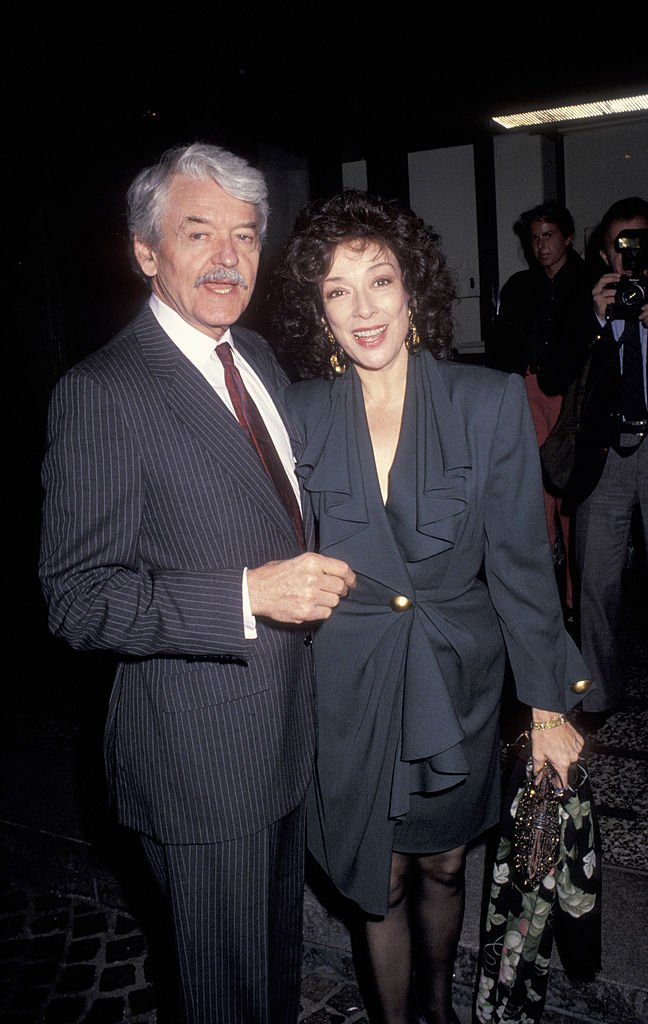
39;142;355;1024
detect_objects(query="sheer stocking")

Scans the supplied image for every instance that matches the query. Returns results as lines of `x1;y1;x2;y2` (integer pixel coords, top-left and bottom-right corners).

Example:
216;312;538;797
364;853;413;1024
412;846;467;1024
363;847;466;1024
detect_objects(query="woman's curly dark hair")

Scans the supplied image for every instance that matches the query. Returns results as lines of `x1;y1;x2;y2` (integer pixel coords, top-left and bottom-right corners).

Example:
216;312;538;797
272;189;457;379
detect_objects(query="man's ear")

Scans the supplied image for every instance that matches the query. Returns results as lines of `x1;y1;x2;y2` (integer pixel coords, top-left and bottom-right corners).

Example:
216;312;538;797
599;246;610;268
134;237;158;278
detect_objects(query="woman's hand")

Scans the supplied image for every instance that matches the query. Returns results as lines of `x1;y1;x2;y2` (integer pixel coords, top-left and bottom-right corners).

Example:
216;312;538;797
530;708;585;789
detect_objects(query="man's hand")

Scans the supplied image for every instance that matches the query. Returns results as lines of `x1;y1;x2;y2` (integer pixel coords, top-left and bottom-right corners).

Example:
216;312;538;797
247;553;356;624
592;272;621;320
639;302;648;328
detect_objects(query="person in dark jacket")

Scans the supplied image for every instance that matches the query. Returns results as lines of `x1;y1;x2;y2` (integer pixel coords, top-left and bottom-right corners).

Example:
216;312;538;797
489;202;592;613
570;196;648;721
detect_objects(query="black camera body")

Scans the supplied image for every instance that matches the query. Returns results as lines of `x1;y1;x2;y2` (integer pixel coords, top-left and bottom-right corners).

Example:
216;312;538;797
606;227;648;321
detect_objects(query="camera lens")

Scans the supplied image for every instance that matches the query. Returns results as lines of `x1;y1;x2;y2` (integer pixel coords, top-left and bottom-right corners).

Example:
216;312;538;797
618;281;645;307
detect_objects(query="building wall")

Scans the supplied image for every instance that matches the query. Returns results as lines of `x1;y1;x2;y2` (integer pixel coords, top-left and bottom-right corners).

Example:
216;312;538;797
564;122;648;249
342;116;647;355
408;146;483;355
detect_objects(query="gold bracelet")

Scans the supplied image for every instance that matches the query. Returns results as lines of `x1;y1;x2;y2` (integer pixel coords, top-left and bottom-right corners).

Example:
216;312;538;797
530;713;566;731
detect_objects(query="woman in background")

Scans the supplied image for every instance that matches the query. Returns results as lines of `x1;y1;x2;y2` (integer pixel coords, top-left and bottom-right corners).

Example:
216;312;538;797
275;190;588;1024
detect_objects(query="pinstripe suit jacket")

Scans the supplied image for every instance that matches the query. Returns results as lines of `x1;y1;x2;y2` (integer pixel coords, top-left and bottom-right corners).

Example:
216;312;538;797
39;306;316;844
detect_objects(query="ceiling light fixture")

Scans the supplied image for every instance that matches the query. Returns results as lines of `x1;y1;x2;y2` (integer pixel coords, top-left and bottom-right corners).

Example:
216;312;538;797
492;93;648;129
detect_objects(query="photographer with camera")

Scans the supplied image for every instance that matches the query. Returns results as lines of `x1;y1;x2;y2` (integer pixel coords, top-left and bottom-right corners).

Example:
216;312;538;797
571;196;647;725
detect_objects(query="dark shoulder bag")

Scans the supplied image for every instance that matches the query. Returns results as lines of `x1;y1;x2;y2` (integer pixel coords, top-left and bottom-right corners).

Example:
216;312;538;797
540;354;591;493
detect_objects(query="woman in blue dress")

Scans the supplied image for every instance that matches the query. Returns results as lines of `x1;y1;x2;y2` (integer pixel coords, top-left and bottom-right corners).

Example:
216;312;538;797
274;191;589;1024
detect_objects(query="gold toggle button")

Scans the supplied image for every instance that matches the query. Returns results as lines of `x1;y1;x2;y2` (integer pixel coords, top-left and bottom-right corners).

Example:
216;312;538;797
390;595;413;612
571;678;592;694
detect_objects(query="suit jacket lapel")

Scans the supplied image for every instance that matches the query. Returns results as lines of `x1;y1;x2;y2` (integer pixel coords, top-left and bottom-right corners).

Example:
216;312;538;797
134;307;301;546
296;355;470;590
296;369;414;595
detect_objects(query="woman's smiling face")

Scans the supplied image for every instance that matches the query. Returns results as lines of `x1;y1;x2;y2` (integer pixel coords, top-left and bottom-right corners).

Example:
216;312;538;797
320;241;410;376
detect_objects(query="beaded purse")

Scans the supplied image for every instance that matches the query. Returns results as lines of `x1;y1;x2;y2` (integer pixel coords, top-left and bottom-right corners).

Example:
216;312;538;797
511;759;561;890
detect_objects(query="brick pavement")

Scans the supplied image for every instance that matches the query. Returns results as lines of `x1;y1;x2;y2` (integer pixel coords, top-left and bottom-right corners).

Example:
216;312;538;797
2;573;645;1023
0;884;370;1024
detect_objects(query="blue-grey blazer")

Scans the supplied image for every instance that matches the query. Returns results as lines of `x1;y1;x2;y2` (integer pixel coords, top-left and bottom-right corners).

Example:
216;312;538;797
286;352;590;915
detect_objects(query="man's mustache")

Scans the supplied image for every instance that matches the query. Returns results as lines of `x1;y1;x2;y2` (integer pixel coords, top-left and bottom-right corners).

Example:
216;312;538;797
194;268;249;290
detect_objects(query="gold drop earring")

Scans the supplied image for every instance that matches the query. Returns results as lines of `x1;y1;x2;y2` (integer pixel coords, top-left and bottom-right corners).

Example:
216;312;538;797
405;308;422;354
322;319;348;375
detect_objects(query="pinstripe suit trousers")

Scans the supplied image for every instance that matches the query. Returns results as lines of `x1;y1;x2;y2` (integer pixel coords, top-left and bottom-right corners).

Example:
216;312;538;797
140;801;306;1024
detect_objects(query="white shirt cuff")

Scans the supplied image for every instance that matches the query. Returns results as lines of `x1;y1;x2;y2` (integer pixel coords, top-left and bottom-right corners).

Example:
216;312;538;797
242;568;257;640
